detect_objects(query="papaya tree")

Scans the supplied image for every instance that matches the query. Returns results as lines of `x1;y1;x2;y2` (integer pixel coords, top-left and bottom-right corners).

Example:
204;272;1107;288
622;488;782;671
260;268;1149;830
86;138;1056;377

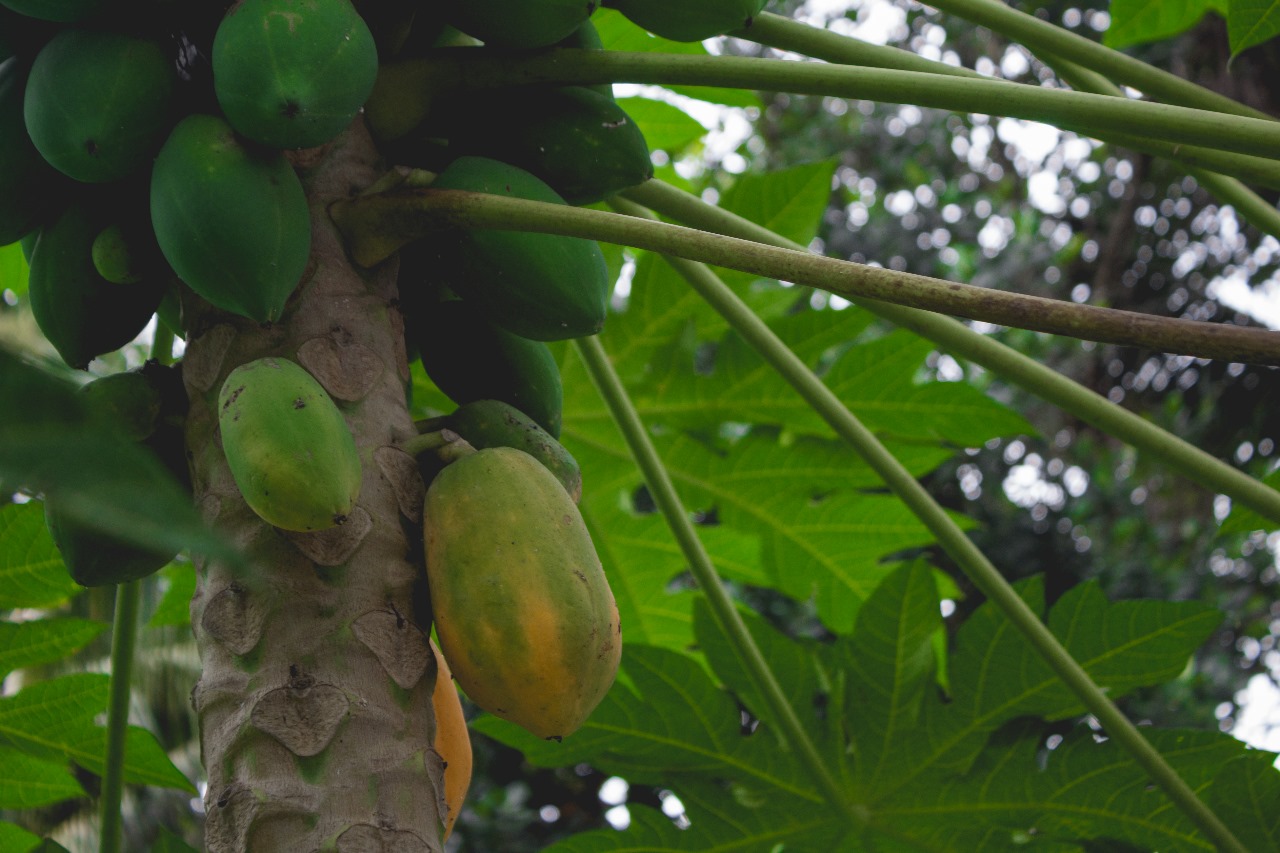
2;0;1280;851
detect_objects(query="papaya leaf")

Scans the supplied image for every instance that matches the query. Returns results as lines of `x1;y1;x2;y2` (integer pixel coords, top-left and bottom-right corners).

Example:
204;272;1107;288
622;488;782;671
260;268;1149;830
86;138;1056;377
591;8;761;108
878;577;1222;794
583;504;761;651
0;502;80;609
1208;750;1280;850
885;726;1276;852
0;673;196;793
0;746;85;809
541;790;851;852
146;561;196;628
0;347;240;568
472;644;819;803
1227;0;1280;56
840;561;944;794
617;97;707;155
0;822;42;853
717;159;839;273
637;314;1032;446
0;617;106;679
565;410;963;632
1103;0;1223;49
692;596;845;758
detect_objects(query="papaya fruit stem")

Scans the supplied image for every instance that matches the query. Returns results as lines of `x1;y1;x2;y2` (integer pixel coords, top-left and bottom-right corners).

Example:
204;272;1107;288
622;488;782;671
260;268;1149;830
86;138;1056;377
399;429;475;463
413;415;449;435
331;188;1280;366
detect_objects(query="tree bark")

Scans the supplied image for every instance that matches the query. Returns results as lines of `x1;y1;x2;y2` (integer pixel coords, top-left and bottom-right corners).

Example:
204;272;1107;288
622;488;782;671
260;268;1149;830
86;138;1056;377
180;119;444;852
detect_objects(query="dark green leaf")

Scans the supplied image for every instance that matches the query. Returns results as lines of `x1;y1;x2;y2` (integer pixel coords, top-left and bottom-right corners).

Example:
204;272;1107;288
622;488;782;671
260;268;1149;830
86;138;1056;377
0;347;240;568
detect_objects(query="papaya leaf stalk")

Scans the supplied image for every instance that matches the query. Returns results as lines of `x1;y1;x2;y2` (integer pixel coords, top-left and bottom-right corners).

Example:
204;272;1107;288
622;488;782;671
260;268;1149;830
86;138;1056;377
329;188;1280;365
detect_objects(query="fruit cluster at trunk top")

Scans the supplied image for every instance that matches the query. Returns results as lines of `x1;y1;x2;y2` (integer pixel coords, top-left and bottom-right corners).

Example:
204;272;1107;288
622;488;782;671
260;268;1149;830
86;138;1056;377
7;0;778;842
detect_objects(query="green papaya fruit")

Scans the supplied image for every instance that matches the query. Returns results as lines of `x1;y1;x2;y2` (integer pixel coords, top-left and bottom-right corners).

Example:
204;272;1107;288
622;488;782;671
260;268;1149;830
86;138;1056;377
218;357;362;532
408;297;564;437
23;29;177;182
0;0;108;22
45;361;191;587
0;56;65;246
441;399;581;501
424;446;620;740
604;0;766;41
449;86;651;205
446;0;598;48
150;114;311;323
213;0;379;149
428;156;609;341
28;200;166;369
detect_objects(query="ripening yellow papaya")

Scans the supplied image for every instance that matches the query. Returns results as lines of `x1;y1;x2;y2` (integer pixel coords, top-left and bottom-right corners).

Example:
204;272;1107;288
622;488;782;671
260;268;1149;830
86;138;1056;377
424;447;620;740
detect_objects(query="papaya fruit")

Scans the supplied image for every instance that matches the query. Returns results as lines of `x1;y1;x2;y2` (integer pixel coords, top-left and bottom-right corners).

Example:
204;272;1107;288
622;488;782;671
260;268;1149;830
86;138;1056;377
430;639;471;841
428;156;609;341
28;199;166;369
150;114;311;323
0;55;65;246
442;399;581;501
46;362;190;587
213;0;379;149
23;29;177;183
448;86;651;206
408;297;564;437
446;0;598;49
217;357;361;532
424;447;620;740
604;0;766;41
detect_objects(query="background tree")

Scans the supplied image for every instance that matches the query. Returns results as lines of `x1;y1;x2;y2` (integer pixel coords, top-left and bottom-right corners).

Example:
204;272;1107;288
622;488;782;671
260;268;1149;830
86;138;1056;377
2;0;1280;851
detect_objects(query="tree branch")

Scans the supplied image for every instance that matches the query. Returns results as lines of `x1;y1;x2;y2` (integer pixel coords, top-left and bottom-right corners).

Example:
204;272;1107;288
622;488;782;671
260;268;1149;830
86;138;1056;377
329;187;1280;365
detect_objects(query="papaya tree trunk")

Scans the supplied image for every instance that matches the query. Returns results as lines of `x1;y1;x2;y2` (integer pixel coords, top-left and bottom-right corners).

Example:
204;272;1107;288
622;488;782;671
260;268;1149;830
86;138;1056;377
180;121;445;852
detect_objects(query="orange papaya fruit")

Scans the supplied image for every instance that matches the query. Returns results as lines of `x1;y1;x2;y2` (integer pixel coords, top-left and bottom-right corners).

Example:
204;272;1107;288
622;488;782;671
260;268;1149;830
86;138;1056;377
430;639;471;841
424;447;620;740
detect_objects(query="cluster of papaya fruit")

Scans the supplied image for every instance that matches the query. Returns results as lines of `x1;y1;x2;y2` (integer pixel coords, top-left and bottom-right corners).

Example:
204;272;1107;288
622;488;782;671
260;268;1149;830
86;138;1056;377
6;0;767;839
